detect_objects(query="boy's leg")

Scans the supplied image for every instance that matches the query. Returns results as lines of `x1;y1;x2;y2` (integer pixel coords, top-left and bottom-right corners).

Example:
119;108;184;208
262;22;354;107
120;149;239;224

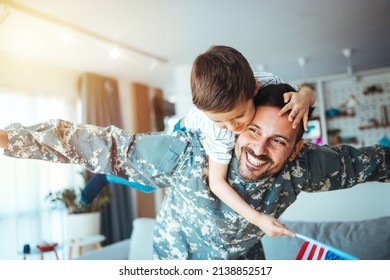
81;174;155;205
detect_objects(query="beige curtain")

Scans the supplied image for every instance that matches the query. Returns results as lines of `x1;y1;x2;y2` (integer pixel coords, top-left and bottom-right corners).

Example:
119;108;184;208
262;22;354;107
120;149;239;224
80;72;134;245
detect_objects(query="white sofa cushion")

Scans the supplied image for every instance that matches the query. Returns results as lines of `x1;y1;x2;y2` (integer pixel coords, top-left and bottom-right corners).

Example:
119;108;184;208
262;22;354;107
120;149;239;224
128;218;156;260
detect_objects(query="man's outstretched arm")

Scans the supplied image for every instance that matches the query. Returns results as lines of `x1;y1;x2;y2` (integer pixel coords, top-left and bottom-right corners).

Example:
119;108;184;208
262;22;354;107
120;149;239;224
0;119;188;189
299;143;390;192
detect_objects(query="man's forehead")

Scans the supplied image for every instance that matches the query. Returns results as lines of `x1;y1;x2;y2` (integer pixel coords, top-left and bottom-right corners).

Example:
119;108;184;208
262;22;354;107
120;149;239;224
252;105;298;140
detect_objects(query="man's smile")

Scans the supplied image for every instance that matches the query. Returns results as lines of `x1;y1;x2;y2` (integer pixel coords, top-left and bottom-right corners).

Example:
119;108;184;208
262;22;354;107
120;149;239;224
243;147;272;169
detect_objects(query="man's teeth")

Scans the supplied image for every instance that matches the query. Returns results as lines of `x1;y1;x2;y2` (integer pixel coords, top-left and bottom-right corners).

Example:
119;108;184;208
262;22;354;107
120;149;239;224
247;153;266;166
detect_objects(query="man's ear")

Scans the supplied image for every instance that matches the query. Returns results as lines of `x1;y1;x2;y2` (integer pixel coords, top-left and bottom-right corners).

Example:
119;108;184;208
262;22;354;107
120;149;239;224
288;138;304;161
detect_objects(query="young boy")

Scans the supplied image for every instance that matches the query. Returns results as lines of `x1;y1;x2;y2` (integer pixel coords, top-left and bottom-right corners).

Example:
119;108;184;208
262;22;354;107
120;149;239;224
183;45;316;237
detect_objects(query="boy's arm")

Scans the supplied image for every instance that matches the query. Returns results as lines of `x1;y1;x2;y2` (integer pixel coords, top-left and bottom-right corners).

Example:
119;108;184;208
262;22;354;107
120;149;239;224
209;158;295;237
254;72;316;131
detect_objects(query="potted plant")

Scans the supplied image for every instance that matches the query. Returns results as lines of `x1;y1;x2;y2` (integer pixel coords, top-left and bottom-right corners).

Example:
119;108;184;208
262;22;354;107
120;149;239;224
45;171;111;256
45;171;111;214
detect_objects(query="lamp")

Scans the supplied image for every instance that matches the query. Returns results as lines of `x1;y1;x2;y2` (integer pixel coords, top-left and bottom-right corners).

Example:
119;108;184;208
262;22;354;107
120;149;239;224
342;48;353;76
297;56;307;80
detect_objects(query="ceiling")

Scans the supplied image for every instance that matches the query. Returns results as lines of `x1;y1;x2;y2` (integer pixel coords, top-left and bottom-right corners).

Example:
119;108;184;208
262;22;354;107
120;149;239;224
1;0;390;96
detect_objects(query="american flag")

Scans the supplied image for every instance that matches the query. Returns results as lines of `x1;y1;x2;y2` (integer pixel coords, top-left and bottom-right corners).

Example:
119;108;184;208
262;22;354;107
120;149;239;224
295;234;358;260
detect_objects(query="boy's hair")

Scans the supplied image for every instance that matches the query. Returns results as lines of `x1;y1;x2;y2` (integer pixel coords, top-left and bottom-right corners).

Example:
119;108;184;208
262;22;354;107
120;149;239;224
254;83;315;140
190;45;256;112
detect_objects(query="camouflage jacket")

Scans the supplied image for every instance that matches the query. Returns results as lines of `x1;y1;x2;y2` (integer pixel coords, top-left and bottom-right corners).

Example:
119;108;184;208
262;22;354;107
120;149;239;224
4;120;390;259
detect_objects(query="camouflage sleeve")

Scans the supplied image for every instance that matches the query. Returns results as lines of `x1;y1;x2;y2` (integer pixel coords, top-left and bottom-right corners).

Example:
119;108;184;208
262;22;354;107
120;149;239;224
299;143;390;192
3;119;189;188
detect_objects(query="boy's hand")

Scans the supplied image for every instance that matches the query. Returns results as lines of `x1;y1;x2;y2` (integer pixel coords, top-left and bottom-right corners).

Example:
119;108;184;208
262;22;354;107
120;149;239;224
279;85;316;131
255;214;296;238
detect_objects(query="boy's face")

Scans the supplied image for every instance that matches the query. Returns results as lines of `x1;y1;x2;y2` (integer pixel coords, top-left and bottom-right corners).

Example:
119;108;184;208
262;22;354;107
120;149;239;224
204;99;255;134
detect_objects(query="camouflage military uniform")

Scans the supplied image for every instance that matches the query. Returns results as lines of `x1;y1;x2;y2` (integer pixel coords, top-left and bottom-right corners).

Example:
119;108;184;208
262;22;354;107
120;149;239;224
3;120;390;259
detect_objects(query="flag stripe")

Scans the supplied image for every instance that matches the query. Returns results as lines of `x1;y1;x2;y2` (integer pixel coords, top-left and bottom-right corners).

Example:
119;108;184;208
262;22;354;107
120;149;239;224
317;247;325;260
308;244;317;259
296;241;309;260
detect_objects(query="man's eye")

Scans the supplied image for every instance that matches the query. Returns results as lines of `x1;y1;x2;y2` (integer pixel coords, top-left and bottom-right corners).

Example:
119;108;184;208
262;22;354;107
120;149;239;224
273;138;284;145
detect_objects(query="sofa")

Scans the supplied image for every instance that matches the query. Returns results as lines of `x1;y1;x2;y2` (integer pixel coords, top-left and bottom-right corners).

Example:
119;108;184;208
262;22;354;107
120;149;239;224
76;216;390;260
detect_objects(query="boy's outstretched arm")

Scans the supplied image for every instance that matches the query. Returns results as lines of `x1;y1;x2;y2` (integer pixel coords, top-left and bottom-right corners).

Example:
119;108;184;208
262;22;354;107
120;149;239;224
279;84;316;131
209;158;295;238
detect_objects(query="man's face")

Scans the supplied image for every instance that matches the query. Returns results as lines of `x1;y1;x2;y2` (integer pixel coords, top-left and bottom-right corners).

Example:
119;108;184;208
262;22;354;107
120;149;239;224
234;105;304;181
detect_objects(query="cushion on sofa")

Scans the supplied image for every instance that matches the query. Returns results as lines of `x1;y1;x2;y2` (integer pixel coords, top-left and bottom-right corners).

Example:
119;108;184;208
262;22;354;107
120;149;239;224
261;216;390;260
128;218;156;260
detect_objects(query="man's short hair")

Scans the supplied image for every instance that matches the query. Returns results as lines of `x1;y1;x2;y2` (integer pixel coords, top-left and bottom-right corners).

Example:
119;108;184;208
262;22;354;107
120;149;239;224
190;45;256;112
254;83;315;140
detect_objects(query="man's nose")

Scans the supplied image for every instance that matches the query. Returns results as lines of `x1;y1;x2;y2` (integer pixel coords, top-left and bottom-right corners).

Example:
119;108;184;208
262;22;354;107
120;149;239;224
251;138;268;156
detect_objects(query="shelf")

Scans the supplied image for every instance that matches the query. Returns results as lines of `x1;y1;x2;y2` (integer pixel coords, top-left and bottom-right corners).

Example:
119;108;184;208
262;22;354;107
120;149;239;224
359;124;390;130
326;112;356;120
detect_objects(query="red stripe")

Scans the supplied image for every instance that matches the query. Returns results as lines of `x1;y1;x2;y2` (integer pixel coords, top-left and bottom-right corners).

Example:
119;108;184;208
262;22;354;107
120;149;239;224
308;244;317;260
296;241;310;260
317;247;325;260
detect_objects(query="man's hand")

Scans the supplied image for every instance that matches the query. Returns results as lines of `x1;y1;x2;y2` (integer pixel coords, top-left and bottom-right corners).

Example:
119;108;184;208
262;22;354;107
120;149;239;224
278;85;316;131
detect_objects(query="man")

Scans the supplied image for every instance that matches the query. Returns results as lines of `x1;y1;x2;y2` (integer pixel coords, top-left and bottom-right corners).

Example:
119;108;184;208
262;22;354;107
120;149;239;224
0;84;389;259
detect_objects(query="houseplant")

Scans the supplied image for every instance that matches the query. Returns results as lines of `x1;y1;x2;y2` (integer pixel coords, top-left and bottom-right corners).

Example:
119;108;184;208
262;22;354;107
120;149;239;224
45;171;111;258
45;171;111;214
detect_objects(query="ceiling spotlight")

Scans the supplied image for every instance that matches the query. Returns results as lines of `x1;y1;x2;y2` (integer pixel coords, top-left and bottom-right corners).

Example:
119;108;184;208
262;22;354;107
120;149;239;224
297;57;307;67
342;48;352;58
342;48;354;76
110;48;121;59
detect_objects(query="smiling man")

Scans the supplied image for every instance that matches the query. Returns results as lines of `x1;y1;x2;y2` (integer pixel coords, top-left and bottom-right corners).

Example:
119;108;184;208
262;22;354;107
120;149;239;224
235;84;308;181
0;84;389;259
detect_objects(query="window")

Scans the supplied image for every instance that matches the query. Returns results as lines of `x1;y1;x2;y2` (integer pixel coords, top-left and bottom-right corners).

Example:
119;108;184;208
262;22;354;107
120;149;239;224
0;88;82;259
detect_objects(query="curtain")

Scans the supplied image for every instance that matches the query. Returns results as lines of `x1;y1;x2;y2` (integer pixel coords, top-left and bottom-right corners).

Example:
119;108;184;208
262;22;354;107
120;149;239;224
80;72;134;245
0;89;81;259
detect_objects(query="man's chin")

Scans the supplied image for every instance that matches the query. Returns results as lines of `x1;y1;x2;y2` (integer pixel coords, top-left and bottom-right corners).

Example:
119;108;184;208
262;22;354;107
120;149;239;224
238;166;266;182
